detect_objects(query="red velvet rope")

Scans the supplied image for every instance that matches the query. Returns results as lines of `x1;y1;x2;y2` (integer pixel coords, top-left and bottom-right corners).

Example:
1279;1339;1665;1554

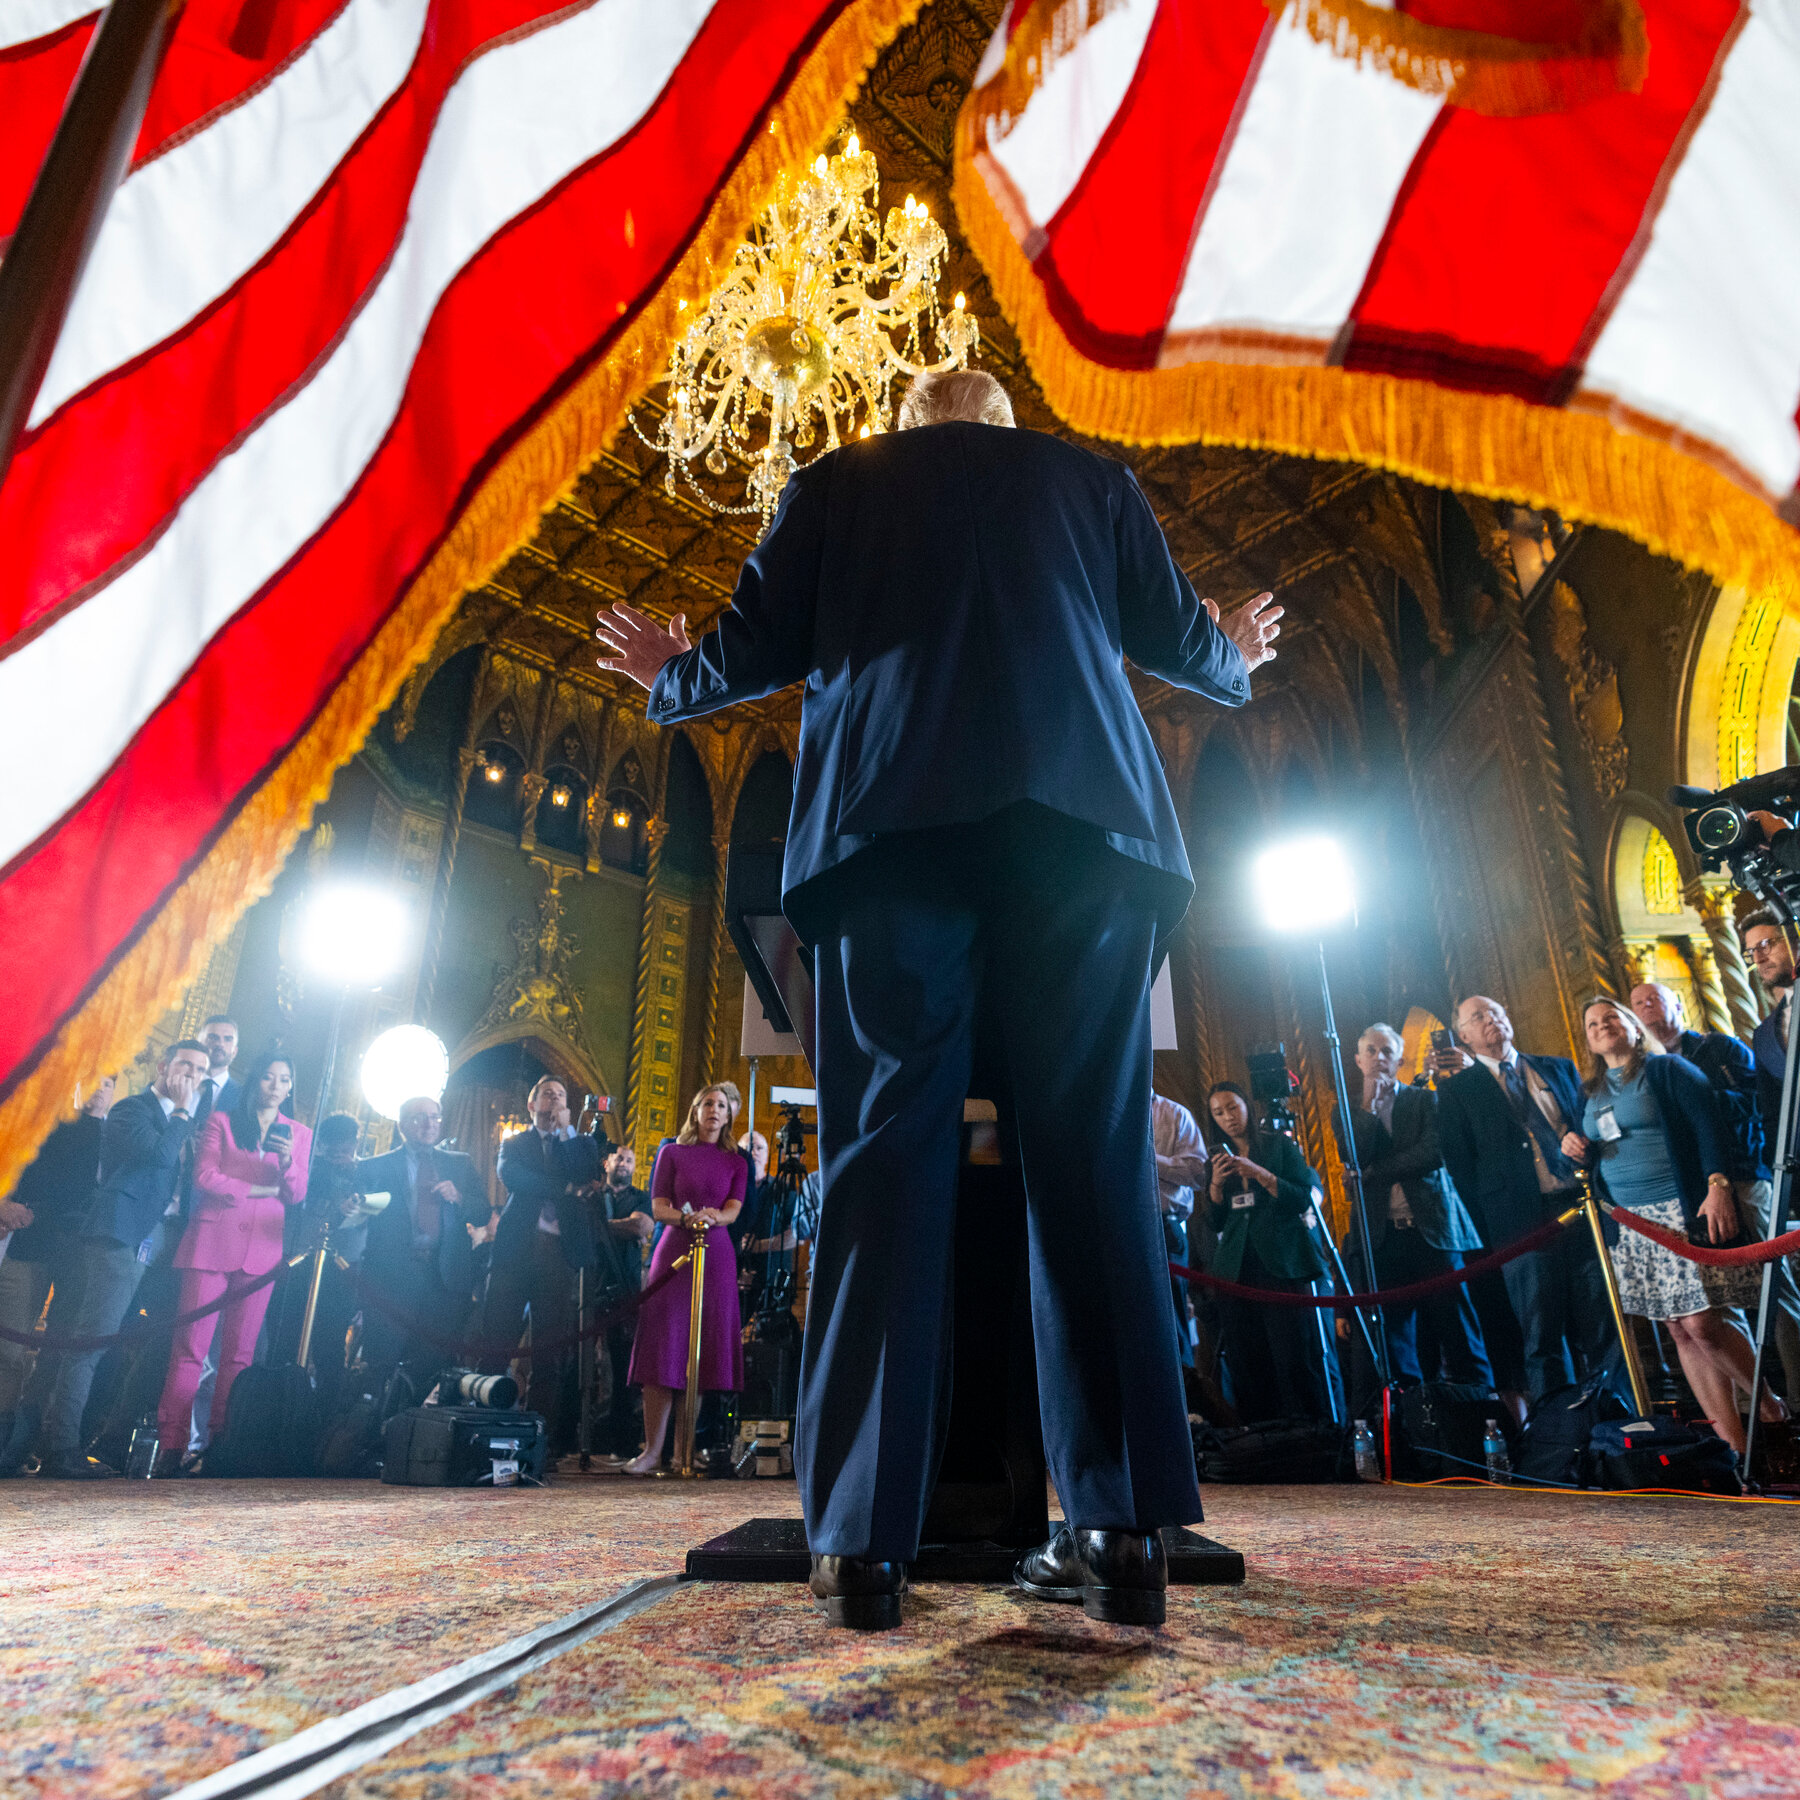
1603;1202;1800;1267
342;1254;689;1363
1169;1213;1572;1308
0;1255;291;1351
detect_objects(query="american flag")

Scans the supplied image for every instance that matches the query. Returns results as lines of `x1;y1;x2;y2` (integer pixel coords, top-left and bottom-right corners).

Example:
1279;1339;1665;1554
0;0;919;1185
955;0;1800;588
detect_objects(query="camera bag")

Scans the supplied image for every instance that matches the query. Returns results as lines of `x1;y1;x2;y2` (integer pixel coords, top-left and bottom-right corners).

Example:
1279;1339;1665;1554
381;1404;549;1487
205;1362;321;1477
1515;1378;1633;1488
1589;1416;1740;1495
1191;1417;1355;1484
1389;1381;1516;1481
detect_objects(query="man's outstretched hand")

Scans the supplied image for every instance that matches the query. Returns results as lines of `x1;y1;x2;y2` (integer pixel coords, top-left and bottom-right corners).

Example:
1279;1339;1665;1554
1206;590;1282;673
595;603;691;692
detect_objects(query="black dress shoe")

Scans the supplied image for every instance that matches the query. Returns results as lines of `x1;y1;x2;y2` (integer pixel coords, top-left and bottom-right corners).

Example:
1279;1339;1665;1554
1013;1525;1086;1604
1015;1527;1167;1626
808;1554;906;1631
42;1455;120;1481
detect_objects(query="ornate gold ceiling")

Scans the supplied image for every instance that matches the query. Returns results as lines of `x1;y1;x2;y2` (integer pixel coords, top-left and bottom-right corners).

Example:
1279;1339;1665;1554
426;0;1475;784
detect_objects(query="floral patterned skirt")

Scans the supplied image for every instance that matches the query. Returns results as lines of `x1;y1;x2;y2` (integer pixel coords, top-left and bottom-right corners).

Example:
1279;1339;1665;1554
1612;1197;1763;1320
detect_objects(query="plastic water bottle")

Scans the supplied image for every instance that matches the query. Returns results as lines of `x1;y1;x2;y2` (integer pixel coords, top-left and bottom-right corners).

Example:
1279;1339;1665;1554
1352;1419;1380;1482
1483;1418;1512;1485
125;1415;160;1479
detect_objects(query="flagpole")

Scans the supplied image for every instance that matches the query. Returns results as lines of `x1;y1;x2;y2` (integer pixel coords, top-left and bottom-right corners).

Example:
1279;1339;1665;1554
0;0;177;481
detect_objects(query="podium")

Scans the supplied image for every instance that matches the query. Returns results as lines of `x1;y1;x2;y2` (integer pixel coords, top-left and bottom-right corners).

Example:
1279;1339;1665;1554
686;843;1242;1587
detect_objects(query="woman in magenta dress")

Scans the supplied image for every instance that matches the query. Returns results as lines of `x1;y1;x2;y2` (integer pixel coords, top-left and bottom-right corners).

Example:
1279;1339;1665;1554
623;1083;745;1474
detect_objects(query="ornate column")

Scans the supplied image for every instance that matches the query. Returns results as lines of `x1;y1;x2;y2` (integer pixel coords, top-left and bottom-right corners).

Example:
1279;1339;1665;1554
517;771;547;852
1692;881;1762;1037
1682;933;1734;1037
1182;908;1216;1104
701;829;734;1079
415;649;490;1026
1613;937;1657;995
624;815;669;1146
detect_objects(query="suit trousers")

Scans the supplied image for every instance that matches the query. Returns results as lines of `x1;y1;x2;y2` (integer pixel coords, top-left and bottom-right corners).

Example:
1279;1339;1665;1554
1217;1249;1333;1425
1376;1229;1493;1388
0;1253;57;1414
157;1267;276;1448
481;1229;578;1443
31;1225;166;1467
359;1253;471;1375
1501;1208;1612;1400
796;824;1203;1559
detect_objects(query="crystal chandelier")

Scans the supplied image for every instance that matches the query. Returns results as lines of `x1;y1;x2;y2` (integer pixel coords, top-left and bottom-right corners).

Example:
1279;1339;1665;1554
633;134;980;533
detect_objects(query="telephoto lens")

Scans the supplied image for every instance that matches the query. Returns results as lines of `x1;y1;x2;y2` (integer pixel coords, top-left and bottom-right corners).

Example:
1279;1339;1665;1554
455;1370;519;1409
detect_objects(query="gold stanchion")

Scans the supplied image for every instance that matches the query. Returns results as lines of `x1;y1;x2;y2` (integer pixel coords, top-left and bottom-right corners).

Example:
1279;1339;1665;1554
1577;1177;1653;1417
296;1236;329;1369
674;1225;708;1477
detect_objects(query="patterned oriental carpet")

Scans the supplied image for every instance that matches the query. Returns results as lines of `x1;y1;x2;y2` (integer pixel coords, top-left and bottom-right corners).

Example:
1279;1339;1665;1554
6;1481;1798;1799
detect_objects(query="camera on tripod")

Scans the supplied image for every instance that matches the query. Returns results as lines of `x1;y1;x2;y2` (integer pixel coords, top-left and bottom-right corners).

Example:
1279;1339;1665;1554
1670;768;1800;912
1246;1045;1300;1140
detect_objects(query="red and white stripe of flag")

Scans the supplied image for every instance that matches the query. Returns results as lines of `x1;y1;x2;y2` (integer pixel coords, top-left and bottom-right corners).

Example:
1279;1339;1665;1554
0;0;917;1182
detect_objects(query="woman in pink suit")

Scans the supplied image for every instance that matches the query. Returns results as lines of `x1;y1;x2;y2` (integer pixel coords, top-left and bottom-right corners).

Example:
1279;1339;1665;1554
155;1051;309;1470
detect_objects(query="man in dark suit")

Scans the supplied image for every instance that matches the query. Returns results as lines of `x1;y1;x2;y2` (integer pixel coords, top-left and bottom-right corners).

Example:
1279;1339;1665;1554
195;1016;240;1121
1435;996;1611;1405
356;1095;488;1375
597;369;1277;1628
31;1039;209;1477
1341;1024;1491;1401
485;1077;601;1441
1742;911;1792;1137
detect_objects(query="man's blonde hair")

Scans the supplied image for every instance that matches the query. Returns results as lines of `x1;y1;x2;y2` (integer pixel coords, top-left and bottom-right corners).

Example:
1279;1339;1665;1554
896;369;1014;431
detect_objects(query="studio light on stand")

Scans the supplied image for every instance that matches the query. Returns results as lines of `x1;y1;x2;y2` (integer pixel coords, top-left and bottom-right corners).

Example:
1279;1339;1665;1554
361;1024;449;1122
1251;836;1392;1389
296;882;412;1125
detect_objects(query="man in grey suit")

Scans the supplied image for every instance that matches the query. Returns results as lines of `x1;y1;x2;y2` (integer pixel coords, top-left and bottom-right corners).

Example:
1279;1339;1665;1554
1342;1024;1492;1397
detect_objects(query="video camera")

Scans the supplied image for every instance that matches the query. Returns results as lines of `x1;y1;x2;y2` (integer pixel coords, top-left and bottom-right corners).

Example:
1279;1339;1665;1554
1669;767;1800;917
1246;1045;1300;1141
429;1368;519;1409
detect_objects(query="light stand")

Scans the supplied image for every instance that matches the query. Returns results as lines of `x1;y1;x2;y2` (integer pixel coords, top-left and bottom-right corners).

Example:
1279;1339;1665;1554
1252;836;1391;1391
1742;910;1800;1490
1313;937;1392;1388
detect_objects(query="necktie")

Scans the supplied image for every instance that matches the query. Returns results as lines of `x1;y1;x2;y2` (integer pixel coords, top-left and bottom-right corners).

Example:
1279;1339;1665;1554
414;1153;442;1248
197;1078;216;1119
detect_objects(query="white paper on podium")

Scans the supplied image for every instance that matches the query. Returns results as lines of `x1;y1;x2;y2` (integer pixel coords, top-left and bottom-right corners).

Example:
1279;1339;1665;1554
1150;959;1178;1051
741;974;803;1057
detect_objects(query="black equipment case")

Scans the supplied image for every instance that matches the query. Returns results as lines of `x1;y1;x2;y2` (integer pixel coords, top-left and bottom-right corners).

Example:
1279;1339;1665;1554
381;1405;549;1487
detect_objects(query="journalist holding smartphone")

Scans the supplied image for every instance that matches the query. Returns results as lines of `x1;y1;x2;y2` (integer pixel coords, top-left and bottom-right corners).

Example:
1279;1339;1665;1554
154;1051;311;1474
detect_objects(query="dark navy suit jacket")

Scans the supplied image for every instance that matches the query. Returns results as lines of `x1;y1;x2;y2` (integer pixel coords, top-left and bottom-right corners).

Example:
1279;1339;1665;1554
82;1088;194;1249
1751;1004;1787;1156
359;1143;487;1300
646;422;1249;942
1435;1053;1585;1247
493;1129;601;1273
1673;1028;1765;1180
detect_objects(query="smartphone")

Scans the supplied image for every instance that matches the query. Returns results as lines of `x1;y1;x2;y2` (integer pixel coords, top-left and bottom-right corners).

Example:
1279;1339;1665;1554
1430;1028;1455;1055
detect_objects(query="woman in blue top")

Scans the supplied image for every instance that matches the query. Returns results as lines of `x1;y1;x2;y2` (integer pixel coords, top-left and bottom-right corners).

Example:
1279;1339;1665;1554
1573;997;1785;1460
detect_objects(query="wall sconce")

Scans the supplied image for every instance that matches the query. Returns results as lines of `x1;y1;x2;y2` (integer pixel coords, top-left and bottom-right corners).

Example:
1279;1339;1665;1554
483;759;505;783
611;807;632;829
550;784;572;809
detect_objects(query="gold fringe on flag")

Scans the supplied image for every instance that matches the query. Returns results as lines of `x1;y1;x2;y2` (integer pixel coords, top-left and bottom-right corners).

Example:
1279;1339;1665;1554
1273;0;1648;117
953;130;1800;652
0;0;929;1196
964;0;1131;147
